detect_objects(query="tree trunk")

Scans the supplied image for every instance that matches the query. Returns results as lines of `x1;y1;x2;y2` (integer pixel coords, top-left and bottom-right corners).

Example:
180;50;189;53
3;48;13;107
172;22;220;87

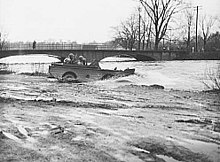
154;39;159;50
203;37;207;52
154;32;160;50
154;29;160;50
187;25;191;51
146;22;152;49
142;39;145;50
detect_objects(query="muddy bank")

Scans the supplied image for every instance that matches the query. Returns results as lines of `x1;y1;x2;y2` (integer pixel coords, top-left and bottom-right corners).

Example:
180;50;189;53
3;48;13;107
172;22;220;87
0;77;220;162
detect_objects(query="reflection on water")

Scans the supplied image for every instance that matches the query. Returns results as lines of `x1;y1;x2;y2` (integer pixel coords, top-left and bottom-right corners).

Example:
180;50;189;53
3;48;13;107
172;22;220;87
0;63;52;74
0;54;219;91
0;54;60;64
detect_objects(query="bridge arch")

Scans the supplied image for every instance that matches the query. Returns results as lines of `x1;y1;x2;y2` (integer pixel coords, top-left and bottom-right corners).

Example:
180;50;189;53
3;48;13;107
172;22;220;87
99;54;156;62
89;50;157;62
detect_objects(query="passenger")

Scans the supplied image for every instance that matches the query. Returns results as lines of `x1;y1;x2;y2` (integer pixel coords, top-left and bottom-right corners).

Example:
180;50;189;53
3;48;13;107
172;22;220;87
77;55;87;65
64;57;71;64
64;53;77;64
69;53;77;64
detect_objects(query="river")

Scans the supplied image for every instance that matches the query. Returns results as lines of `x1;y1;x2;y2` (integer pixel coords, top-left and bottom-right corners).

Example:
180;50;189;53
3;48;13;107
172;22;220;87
0;54;219;162
0;54;219;91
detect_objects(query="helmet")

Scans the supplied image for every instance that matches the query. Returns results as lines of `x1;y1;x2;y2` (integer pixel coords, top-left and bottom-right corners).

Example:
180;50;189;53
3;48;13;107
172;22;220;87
64;57;71;63
68;53;75;59
79;55;84;60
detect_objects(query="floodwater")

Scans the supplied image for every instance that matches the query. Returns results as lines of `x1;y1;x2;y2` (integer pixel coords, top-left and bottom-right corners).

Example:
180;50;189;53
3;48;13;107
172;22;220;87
0;54;219;162
0;54;219;91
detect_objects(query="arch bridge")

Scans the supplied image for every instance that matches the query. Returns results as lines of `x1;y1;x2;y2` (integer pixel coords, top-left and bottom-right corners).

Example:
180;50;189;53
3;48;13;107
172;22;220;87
0;49;188;62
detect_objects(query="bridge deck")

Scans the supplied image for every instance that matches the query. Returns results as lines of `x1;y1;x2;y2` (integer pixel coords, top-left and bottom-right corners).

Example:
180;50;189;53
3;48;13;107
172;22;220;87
0;49;188;62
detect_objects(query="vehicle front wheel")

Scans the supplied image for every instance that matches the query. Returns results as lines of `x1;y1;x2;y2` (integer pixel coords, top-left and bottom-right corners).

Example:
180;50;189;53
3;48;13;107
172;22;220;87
62;72;77;82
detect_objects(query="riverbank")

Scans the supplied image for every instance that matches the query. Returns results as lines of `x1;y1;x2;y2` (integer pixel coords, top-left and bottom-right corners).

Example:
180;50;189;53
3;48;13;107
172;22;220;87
180;51;220;60
0;81;219;162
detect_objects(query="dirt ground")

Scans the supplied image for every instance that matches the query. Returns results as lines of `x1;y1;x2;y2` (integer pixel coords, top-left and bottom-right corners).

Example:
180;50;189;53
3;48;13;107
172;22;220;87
0;74;220;162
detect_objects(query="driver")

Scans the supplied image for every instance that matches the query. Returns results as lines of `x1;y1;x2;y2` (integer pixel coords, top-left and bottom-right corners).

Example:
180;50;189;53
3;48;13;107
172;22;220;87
64;53;77;64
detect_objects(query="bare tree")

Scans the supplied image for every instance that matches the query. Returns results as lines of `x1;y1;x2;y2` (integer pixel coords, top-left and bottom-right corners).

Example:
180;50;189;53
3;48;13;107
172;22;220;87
0;32;7;50
185;6;194;51
218;17;220;29
200;14;216;51
140;18;147;50
139;0;183;50
140;14;153;50
113;7;153;51
113;14;139;50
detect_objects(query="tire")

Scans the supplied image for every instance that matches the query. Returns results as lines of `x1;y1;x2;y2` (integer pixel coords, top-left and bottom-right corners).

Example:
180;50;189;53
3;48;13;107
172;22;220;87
62;72;77;82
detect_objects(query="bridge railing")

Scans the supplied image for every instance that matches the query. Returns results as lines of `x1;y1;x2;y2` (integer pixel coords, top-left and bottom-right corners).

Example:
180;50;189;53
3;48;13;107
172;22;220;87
1;42;116;51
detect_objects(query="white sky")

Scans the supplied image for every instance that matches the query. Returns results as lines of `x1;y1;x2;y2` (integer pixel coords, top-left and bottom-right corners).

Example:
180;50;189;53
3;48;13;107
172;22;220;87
0;0;219;43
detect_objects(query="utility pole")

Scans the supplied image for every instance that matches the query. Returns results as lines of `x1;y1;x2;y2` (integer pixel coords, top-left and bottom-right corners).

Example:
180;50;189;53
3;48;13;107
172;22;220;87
138;6;141;51
167;28;172;50
0;32;1;50
195;6;198;53
195;6;202;53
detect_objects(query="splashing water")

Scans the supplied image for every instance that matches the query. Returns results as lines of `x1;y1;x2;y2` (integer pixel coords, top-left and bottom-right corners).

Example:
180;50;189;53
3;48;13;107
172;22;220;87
0;54;219;91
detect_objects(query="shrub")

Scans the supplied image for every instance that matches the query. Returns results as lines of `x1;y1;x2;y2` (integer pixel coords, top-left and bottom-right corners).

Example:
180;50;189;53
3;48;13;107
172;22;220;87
203;64;220;91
